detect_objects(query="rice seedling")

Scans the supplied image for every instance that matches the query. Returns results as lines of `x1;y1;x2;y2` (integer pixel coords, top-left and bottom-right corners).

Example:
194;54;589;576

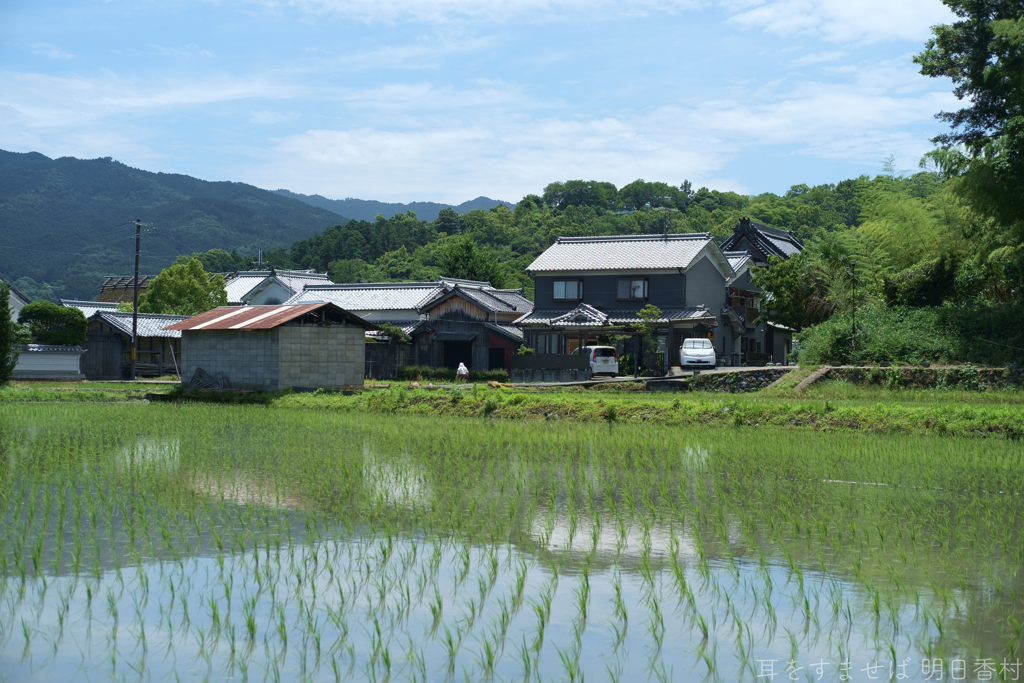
0;403;1021;681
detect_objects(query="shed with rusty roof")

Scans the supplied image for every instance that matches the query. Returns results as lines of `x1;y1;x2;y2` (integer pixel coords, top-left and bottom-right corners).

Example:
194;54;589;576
164;303;375;391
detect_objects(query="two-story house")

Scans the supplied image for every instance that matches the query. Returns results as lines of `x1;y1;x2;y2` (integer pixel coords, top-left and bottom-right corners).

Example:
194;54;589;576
720;218;802;364
514;233;736;372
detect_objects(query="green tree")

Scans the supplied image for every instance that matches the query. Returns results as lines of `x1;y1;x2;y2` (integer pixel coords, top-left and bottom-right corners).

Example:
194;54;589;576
140;258;227;316
328;258;374;283
751;254;832;330
1;283;21;384
915;2;1024;231
17;301;88;345
434;236;505;286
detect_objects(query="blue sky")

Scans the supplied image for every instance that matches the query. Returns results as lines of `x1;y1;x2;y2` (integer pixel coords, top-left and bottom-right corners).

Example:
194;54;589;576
1;0;957;203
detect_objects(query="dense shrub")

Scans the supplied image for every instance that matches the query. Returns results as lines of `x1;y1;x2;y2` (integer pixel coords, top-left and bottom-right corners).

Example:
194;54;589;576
1;283;20;385
883;255;958;307
937;302;1024;365
397;365;509;382
798;304;954;365
17;301;88;345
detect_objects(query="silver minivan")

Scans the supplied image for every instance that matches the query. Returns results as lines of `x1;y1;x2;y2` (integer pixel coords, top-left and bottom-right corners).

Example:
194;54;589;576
573;345;619;376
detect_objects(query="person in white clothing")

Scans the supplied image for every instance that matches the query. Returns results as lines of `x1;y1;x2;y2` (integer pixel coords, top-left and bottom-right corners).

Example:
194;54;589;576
456;362;469;382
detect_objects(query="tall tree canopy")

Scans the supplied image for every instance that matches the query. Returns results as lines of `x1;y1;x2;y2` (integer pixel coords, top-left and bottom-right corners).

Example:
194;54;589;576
915;1;1024;233
140;258;228;316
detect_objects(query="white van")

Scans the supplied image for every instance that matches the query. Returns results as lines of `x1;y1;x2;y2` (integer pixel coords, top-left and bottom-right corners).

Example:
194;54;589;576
679;338;716;367
572;345;619;376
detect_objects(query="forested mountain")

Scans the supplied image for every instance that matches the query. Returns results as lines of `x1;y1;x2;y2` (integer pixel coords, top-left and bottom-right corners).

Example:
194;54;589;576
224;171;949;299
273;189;515;222
0;150;348;300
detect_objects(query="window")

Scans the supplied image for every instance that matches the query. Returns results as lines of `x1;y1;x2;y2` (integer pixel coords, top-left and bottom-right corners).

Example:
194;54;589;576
682;339;713;350
616;278;648;300
535;333;561;354
553;280;582;301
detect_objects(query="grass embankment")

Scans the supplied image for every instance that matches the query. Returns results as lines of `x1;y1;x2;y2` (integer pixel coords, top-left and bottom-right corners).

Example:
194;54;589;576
0;380;156;402
277;381;1024;438
4;375;1023;437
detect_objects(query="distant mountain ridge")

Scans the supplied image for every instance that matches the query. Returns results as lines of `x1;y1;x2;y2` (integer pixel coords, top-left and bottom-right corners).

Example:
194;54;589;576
0;150;349;300
273;189;515;223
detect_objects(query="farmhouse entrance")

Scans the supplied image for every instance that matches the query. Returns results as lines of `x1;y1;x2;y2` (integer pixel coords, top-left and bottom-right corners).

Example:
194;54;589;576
443;341;473;369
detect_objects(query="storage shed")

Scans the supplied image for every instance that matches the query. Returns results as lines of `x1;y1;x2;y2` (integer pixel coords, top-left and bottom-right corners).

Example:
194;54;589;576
164;303;375;391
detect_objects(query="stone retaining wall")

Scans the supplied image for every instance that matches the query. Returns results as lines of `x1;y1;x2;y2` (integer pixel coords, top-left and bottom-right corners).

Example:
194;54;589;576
648;368;791;393
828;365;1024;390
511;368;592;384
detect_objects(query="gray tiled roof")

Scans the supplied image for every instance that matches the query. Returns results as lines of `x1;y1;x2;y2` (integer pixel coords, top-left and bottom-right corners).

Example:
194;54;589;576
290;278;534;316
425;283;533;314
224;273;268;304
719;219;803;262
222;269;330;304
90;311;190;338
485;323;524;342
61;299;120;319
516;305;715;327
286;282;440;310
526;233;714;273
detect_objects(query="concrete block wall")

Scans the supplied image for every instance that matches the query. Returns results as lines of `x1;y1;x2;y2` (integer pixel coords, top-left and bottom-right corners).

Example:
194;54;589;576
181;329;280;390
278;325;365;389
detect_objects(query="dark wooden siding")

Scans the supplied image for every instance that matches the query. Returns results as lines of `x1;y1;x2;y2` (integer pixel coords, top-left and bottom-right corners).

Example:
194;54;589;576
533;273;687;311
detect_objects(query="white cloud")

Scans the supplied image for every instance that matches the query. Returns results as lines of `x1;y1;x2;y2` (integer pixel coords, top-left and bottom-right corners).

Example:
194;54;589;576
30;43;76;59
722;0;955;44
789;50;846;67
0;71;305;128
235;59;956;201
257;0;702;23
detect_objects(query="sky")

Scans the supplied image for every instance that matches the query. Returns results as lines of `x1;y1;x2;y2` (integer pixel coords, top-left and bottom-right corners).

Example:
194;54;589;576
0;0;958;204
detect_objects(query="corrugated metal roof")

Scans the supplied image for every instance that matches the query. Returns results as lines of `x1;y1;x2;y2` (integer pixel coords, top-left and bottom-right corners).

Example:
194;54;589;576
526;233;715;273
91;311;190;338
516;306;715;327
164;303;373;331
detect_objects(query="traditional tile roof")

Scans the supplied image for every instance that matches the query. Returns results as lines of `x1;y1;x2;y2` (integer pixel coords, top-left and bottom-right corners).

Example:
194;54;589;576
286;282;441;310
516;305;716;327
90;311;190;338
419;280;533;315
365;320;427;342
526;233;716;273
222;269;331;305
719;219;803;263
3;279;31;307
288;278;534;316
61;299;120;319
485;322;524;342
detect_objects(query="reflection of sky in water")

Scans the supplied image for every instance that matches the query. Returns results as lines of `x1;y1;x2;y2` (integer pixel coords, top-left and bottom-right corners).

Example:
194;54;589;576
0;531;991;683
2;427;1021;682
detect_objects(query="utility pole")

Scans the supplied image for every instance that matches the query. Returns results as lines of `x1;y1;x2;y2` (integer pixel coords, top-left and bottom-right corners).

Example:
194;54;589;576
850;260;856;359
131;218;141;381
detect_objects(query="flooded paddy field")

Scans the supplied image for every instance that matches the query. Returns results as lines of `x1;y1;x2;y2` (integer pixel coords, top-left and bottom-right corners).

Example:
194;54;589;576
1;404;1022;682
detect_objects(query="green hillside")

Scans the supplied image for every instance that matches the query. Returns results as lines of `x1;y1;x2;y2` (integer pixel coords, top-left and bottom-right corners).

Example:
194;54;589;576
0;150;347;300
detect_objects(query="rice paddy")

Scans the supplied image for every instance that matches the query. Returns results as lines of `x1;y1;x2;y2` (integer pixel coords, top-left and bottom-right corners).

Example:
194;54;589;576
1;403;1022;682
